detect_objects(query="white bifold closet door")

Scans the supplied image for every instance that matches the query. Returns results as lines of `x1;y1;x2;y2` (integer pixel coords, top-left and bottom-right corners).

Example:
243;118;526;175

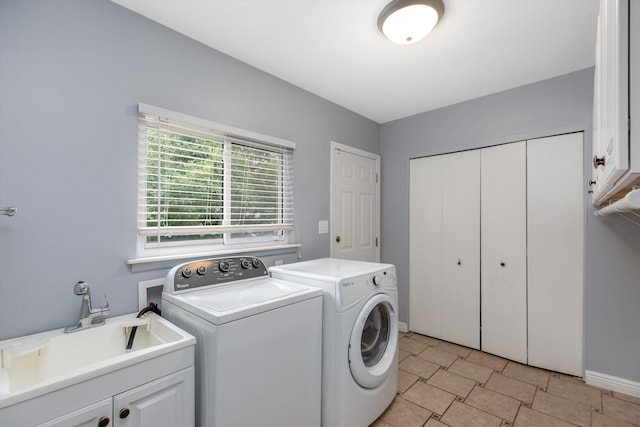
480;142;527;364
409;151;480;349
409;155;443;339
441;151;480;349
527;133;584;376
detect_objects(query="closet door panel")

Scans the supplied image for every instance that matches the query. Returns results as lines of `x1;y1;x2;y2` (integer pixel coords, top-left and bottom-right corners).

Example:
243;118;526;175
442;150;480;349
481;142;527;363
527;133;584;376
409;156;443;338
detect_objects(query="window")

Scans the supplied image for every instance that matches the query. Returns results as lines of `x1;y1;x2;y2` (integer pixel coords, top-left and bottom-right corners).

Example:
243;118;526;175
137;104;295;255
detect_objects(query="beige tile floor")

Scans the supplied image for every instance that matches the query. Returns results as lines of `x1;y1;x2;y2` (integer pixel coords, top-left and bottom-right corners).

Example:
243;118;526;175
371;332;640;427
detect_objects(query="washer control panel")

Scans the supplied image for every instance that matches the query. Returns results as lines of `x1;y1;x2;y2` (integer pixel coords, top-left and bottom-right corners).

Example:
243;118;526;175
165;256;268;294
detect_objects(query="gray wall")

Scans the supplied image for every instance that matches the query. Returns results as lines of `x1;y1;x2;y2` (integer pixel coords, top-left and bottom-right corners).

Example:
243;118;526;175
380;68;640;382
0;0;379;339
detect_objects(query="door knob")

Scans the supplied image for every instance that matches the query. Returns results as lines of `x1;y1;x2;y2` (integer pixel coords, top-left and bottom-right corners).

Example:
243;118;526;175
335;236;341;243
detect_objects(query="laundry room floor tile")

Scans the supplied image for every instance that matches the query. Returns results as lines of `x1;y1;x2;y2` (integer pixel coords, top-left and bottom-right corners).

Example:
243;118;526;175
426;369;475;398
448;358;493;384
417;346;459;368
377;396;432;427
399;337;429;355
398;369;420;394
399;355;440;379
546;375;603;411
403;381;456;415
371;334;640;427
502;361;551;389
484;372;537;404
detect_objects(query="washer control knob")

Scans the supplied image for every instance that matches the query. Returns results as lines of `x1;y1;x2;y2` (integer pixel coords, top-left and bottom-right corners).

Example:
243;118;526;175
182;268;192;278
241;259;251;269
372;275;382;286
219;261;230;272
252;259;261;268
197;265;207;275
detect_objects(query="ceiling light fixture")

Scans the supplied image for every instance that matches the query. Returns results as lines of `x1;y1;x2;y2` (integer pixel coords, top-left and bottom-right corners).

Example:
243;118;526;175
377;0;445;45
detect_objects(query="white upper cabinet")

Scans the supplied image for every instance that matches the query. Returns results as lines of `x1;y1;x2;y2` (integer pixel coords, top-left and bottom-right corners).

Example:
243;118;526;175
592;0;640;204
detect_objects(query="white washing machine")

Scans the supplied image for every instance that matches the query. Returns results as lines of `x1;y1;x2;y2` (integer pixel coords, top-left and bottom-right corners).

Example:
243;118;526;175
162;256;323;427
270;258;398;427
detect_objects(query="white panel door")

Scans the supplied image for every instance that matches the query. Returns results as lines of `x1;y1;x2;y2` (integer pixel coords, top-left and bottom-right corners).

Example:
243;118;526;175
330;142;380;262
409;155;443;338
527;133;584;376
442;150;480;349
481;142;527;363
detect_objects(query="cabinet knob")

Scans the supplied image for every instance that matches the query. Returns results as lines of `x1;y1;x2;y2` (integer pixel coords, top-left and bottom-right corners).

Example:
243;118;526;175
593;155;606;168
588;179;597;186
457;260;462;266
335;235;341;243
119;408;131;419
500;262;506;267
98;417;110;427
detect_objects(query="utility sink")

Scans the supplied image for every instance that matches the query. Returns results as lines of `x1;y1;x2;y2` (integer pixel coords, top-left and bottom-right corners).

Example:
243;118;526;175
0;313;195;408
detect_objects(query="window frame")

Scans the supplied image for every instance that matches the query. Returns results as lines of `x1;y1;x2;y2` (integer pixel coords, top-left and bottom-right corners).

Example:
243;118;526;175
135;103;297;260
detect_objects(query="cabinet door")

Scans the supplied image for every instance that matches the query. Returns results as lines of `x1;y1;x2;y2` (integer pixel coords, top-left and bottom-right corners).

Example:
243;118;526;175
441;150;480;349
481;142;527;363
409;156;443;338
113;367;194;427
527;133;584;376
592;0;629;202
37;398;112;427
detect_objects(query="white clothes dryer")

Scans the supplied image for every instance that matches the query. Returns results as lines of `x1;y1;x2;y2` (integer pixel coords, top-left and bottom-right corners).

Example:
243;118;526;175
270;258;398;427
162;256;322;427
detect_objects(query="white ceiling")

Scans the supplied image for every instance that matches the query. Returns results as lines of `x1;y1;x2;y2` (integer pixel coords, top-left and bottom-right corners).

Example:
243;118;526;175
111;0;600;124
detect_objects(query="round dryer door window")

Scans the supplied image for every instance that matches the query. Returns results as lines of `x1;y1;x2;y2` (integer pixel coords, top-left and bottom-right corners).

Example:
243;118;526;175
349;293;398;389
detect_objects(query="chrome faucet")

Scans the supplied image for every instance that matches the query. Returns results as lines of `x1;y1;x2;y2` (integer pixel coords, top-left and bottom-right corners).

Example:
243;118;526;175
64;281;110;333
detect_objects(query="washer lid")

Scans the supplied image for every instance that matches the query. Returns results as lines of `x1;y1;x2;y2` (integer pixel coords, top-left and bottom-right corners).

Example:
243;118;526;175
162;277;322;325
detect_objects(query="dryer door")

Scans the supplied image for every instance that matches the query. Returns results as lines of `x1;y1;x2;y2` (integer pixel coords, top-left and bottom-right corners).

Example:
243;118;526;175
348;293;398;389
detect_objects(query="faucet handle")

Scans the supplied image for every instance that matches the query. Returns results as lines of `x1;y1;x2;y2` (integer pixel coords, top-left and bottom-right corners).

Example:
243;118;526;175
97;294;110;312
90;294;110;315
73;281;89;295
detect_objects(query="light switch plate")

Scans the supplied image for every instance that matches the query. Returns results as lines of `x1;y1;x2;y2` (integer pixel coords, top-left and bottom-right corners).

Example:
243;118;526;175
318;220;329;234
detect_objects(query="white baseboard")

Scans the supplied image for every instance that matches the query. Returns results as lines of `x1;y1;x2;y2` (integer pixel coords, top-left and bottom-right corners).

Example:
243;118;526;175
585;370;640;398
398;321;409;333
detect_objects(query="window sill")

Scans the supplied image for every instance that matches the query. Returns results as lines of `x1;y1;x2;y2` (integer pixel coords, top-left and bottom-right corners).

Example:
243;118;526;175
127;243;300;273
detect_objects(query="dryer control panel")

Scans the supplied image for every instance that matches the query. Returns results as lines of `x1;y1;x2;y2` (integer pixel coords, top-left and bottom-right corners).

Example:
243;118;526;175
339;266;397;308
165;256;269;294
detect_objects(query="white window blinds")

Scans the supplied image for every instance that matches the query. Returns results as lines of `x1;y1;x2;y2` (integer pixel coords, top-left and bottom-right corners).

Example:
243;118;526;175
137;104;295;248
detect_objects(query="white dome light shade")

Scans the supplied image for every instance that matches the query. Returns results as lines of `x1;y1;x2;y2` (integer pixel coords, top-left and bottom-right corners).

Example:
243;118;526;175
378;0;445;45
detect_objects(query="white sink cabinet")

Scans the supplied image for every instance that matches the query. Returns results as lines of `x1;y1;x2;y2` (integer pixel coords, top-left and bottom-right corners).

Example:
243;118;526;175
38;367;194;427
0;313;195;426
